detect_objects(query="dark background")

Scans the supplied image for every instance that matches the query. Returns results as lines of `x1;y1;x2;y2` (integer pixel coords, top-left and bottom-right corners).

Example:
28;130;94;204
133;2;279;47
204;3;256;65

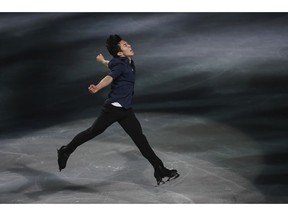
1;13;288;133
1;13;288;202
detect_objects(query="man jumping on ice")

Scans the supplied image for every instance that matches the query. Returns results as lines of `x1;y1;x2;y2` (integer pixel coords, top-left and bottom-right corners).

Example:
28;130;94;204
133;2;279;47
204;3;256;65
57;34;179;185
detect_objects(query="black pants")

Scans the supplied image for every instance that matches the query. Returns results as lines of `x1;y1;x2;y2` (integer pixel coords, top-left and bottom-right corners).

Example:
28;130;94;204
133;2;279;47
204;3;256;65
65;104;164;169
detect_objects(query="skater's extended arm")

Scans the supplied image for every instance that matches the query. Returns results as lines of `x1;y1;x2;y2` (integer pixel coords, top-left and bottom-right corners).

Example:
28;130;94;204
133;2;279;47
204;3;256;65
96;53;109;68
88;75;113;94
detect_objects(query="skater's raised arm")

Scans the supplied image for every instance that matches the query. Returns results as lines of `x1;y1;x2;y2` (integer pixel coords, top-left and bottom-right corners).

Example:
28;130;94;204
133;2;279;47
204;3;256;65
88;75;113;94
96;53;109;68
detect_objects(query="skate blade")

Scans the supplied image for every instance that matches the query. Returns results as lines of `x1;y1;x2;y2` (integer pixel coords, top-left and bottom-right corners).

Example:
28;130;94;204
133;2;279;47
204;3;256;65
155;173;180;186
155;180;165;187
167;173;180;182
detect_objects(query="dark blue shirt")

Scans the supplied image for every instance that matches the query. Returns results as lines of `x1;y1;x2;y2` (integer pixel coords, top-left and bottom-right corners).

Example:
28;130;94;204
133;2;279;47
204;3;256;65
104;57;136;109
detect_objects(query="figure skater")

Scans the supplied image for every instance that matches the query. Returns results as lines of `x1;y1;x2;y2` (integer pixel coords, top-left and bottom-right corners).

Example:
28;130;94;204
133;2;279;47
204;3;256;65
57;34;179;185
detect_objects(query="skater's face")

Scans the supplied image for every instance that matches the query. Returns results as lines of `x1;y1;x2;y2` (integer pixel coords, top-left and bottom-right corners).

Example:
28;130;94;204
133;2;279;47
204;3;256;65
117;40;134;59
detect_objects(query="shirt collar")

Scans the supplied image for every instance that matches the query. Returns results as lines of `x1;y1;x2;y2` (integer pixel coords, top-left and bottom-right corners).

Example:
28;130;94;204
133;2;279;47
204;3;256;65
117;57;133;64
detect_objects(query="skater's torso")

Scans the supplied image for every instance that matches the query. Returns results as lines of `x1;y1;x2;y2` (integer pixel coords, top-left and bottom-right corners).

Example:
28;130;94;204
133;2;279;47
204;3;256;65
105;57;136;109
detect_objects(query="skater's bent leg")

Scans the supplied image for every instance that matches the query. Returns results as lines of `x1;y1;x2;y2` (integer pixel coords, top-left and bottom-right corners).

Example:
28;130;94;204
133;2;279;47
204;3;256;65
118;110;164;168
65;108;116;154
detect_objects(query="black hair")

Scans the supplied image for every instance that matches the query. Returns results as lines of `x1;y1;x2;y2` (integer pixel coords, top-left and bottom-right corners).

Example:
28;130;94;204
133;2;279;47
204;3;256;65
106;34;122;57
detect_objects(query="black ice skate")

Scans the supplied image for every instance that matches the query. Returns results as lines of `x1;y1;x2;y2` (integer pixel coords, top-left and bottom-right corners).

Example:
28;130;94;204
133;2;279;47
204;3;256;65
57;146;70;171
154;165;180;186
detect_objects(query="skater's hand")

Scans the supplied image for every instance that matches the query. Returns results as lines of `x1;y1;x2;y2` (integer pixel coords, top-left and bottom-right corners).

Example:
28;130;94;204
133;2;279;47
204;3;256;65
96;54;109;67
96;54;105;63
88;84;99;94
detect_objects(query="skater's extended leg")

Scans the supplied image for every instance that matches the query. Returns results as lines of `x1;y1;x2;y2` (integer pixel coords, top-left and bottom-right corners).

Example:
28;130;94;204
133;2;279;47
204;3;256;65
118;110;164;169
118;109;179;185
66;108;117;154
58;106;117;171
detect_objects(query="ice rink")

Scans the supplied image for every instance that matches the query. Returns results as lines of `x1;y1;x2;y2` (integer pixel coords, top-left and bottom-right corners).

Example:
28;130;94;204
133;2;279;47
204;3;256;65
1;111;287;203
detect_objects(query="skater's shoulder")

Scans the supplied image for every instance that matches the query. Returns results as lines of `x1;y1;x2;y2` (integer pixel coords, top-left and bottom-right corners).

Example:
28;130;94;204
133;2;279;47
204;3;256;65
108;57;130;69
110;57;130;64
